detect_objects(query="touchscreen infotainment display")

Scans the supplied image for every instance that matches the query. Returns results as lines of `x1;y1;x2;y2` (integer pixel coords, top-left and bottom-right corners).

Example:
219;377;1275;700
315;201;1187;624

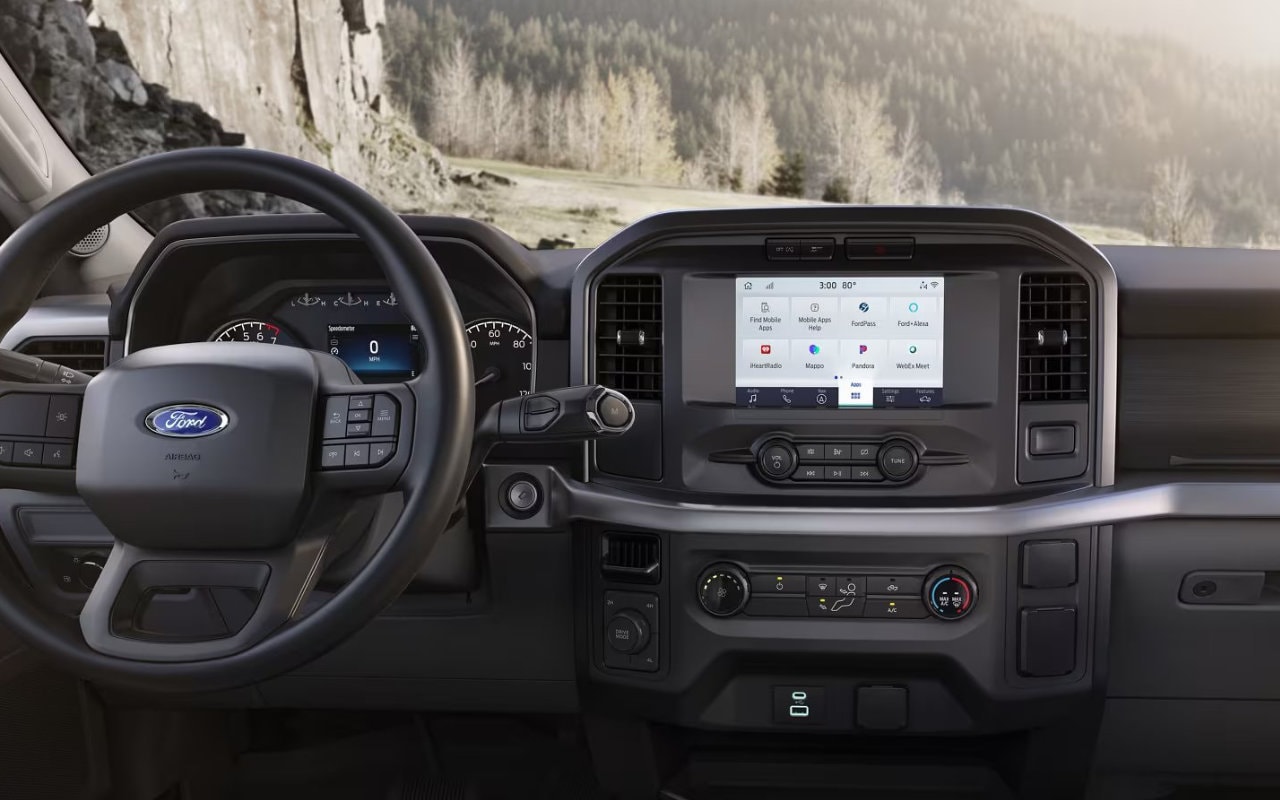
735;276;944;408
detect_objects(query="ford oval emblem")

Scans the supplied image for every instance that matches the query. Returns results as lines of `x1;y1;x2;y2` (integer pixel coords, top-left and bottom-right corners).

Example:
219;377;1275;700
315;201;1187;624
144;404;229;438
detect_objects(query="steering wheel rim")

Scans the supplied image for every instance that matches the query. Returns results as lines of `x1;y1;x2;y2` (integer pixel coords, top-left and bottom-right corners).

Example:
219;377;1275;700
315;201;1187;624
0;147;474;692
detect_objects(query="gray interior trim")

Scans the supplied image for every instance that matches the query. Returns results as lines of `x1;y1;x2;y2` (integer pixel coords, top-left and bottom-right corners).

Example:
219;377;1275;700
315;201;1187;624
542;472;1280;536
0;295;109;350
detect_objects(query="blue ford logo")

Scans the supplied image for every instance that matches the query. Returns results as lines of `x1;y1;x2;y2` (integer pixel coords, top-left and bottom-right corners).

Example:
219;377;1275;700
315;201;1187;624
144;404;229;438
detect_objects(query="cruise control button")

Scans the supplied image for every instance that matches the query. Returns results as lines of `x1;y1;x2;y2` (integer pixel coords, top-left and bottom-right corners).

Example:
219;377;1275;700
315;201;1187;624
344;444;369;466
865;598;928;619
42;444;73;468
320;445;345;469
369;442;395;466
371;395;397;437
807;596;865;617
46;395;80;438
346;422;371;437
13;443;42;465
867;576;923;595
322;396;348;439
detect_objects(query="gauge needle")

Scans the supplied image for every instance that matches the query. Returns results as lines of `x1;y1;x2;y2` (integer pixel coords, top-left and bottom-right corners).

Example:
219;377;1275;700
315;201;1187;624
475;366;501;386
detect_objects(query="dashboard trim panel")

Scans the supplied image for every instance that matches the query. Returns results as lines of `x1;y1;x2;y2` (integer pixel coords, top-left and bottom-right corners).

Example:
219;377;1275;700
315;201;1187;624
521;470;1280;537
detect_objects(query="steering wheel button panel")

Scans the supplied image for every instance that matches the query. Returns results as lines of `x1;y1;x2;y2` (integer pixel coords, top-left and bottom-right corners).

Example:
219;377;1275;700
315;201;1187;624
318;392;400;469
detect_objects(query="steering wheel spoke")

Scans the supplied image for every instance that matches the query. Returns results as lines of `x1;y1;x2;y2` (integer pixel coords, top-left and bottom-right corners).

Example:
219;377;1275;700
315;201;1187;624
0;381;85;492
79;532;330;662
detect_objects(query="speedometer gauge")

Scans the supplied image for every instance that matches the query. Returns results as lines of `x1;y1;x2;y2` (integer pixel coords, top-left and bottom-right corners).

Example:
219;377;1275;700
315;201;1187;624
466;319;534;414
210;319;298;346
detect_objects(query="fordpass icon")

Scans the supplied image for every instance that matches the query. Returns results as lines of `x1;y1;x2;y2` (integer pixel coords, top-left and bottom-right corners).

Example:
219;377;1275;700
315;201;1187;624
144;404;229;438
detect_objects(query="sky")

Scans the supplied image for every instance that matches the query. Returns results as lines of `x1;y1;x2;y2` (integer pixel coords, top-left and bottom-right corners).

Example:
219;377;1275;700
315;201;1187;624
1023;0;1280;66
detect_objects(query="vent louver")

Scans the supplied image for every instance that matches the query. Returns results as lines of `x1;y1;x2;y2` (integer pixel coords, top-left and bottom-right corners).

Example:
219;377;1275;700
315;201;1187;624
595;275;662;400
16;338;107;375
1018;273;1090;402
601;532;661;583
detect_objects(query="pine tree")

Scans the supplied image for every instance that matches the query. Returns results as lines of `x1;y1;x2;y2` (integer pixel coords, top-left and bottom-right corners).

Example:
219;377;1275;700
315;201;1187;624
770;151;807;197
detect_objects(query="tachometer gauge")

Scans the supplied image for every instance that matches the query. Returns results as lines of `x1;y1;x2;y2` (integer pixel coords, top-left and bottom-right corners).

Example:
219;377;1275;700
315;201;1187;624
465;319;534;414
209;319;298;346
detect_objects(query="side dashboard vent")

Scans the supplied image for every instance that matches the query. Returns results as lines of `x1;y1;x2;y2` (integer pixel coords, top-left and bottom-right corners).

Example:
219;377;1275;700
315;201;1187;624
16;337;107;375
595;274;662;400
601;532;661;584
1018;273;1090;402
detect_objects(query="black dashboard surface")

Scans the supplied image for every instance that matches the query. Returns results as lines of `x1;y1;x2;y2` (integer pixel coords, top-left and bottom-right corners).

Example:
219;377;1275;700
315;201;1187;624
7;210;1280;796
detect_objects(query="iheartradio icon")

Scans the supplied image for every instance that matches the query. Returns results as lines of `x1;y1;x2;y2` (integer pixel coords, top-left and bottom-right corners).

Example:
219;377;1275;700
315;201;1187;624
760;344;772;355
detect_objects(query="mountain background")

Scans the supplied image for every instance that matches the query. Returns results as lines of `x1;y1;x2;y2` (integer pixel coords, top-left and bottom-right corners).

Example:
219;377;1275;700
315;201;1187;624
390;0;1280;245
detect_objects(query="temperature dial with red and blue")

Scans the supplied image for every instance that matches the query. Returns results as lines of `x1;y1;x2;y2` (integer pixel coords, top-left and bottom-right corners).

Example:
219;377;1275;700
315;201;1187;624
924;566;978;620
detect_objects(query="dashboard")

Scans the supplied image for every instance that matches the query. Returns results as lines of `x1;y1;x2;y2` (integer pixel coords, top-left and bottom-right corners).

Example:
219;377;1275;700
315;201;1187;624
8;207;1280;797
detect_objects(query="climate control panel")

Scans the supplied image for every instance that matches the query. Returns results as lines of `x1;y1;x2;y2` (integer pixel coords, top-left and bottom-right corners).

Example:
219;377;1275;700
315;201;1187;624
697;564;977;621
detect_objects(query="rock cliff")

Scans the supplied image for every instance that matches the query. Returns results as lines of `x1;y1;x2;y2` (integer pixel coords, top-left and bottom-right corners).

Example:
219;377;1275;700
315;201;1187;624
0;0;449;227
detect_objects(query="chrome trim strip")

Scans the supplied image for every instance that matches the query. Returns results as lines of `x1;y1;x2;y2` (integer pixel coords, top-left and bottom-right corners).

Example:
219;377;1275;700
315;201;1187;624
552;476;1280;537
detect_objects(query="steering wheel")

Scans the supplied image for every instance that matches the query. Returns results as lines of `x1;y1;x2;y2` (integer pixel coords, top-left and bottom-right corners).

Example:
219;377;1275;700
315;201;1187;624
0;148;473;692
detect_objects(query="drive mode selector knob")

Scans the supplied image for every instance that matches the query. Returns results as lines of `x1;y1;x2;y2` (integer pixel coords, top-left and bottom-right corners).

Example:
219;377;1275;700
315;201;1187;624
758;440;797;480
924;566;978;620
605;610;650;654
697;564;750;617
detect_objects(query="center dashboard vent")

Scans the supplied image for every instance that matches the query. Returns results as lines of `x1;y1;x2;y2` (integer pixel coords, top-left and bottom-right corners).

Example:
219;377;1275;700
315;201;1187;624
601;531;661;584
595;275;662;400
1018;273;1090;402
16;337;107;375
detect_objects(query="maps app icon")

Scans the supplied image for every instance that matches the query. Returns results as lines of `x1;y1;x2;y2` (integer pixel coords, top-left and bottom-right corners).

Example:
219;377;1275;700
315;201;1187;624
858;301;870;312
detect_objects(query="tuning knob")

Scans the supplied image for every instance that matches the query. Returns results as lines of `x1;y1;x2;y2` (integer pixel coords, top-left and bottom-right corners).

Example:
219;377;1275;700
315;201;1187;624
697;564;750;617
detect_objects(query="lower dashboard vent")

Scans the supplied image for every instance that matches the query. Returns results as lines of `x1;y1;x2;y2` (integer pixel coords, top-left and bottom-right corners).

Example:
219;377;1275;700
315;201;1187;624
601;532;661;584
595;274;662;400
1018;273;1090;402
16;337;107;375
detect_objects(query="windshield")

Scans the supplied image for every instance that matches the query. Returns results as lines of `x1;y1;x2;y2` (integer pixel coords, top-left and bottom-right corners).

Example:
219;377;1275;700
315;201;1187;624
3;0;1278;249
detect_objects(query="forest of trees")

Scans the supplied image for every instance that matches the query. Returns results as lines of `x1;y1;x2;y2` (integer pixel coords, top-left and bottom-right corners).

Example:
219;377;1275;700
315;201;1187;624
385;0;1280;245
